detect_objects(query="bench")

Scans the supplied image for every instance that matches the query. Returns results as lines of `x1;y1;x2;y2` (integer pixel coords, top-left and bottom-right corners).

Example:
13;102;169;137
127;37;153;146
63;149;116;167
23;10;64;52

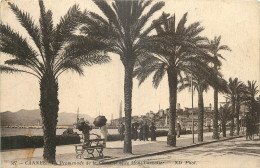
75;134;105;159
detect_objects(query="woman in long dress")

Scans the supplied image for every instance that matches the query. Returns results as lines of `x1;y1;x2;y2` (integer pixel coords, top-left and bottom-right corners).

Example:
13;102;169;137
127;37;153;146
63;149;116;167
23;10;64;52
100;124;108;147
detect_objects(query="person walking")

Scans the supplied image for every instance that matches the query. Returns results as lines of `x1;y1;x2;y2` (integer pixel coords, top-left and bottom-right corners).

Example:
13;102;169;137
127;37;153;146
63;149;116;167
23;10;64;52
118;122;125;141
143;122;149;141
150;122;156;141
177;123;181;138
139;123;143;141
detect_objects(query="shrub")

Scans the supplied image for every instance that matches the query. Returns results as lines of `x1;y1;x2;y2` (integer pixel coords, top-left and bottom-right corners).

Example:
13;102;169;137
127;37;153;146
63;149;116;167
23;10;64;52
107;134;121;141
1;135;80;150
155;129;192;137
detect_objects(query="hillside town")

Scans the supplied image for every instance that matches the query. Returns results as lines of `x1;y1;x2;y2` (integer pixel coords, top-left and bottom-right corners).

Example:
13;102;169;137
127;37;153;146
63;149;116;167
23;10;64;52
110;103;249;131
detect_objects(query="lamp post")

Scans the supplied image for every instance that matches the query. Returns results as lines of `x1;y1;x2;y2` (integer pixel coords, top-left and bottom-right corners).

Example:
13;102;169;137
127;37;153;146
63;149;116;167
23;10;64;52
208;103;212;131
191;76;194;144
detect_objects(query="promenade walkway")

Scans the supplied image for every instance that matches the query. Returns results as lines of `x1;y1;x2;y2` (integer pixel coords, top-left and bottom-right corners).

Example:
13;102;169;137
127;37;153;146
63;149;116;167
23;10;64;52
1;132;244;167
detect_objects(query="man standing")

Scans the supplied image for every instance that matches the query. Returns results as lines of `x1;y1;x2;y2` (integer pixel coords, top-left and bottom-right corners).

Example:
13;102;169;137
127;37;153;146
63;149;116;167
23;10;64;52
150;122;156;141
132;123;138;141
139;123;143;141
177;123;181;138
208;124;211;132
118;122;125;141
143;122;149;141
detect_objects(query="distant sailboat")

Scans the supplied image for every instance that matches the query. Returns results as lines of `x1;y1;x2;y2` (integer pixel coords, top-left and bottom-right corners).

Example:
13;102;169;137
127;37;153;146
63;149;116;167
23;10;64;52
111;113;113;124
77;107;79;123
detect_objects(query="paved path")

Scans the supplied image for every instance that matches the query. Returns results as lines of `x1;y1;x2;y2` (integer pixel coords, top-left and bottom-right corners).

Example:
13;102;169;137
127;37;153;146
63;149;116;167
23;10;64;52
1;132;247;168
0;132;213;159
126;137;260;168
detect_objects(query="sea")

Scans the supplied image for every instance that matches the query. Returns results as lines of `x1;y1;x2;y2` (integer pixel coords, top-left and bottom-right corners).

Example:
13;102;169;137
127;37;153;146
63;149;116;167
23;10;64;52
0;127;119;137
0;127;169;137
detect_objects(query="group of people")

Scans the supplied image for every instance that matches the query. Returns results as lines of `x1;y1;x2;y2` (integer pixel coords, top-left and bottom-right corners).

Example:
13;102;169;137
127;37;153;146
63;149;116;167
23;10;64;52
118;121;157;141
76;118;93;143
76;118;108;147
74;118;184;146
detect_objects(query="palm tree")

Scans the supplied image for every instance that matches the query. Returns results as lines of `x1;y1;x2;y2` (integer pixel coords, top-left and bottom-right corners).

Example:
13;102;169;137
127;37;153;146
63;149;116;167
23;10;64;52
256;95;260;125
234;84;247;135
179;77;208;142
219;103;232;137
0;1;110;163
134;13;218;145
81;0;165;153
178;63;225;142
245;80;259;126
225;78;243;136
206;36;231;139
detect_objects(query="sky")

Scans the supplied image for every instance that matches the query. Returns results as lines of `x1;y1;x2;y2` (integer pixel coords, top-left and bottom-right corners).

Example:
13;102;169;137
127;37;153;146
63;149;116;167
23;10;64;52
0;0;259;121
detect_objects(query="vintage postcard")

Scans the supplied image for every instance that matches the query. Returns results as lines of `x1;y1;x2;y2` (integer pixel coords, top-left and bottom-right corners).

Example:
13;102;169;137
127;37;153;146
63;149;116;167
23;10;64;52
0;0;259;168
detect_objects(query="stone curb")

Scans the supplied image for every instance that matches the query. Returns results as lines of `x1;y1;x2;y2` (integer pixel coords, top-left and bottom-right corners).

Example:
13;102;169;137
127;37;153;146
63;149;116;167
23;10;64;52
100;135;244;165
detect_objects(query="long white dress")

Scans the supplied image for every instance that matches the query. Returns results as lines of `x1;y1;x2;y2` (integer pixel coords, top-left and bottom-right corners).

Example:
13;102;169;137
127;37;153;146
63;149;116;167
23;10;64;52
100;125;108;147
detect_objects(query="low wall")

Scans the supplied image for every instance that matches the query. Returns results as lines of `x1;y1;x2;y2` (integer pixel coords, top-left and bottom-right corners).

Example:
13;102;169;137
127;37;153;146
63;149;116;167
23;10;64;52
1;130;193;150
1;135;80;150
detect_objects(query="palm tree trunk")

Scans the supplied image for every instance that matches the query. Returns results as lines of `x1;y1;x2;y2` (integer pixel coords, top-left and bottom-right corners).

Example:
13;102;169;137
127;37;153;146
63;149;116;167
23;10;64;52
230;118;234;136
123;66;133;153
167;70;177;146
235;103;240;135
230;100;235;136
213;88;219;139
198;90;204;142
222;121;226;137
39;73;59;164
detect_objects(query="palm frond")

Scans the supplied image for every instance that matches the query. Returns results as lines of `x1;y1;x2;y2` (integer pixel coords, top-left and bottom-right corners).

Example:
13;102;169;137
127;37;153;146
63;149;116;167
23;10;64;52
136;1;165;34
0;65;23;73
92;0;118;29
176;12;188;34
57;60;84;77
206;35;231;62
53;4;82;56
54;35;111;76
218;45;231;51
178;81;191;92
8;2;42;55
219;103;233;121
39;0;55;66
152;63;166;88
0;23;38;60
134;55;163;87
140;12;170;38
0;65;40;79
0;23;44;75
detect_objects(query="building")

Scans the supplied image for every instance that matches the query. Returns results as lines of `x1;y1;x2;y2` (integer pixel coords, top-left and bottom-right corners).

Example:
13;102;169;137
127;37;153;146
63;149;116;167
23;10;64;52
158;109;165;117
110;105;214;128
146;111;155;118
